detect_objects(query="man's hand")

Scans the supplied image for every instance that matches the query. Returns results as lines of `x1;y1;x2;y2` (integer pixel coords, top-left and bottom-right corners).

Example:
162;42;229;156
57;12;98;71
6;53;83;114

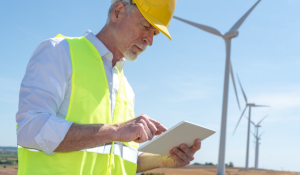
114;114;167;143
136;139;201;172
55;114;166;152
162;139;201;168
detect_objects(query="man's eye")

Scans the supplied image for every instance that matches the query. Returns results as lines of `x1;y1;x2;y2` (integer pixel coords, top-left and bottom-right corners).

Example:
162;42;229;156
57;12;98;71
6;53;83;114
143;24;150;29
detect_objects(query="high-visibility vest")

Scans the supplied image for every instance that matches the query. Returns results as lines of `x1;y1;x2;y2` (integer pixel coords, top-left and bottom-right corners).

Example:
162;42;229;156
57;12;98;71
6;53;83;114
17;35;139;175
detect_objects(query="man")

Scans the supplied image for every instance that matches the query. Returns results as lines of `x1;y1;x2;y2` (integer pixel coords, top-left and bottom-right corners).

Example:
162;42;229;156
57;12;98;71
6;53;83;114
16;0;201;174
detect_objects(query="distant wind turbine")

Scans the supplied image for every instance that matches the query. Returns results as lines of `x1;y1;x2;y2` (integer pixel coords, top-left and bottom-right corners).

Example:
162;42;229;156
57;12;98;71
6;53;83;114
173;1;261;174
245;115;267;169
253;131;264;170
233;75;269;170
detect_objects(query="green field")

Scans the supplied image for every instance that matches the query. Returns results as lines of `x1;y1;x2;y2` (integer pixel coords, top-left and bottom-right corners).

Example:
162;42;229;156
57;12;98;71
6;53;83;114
0;153;17;160
0;146;18;166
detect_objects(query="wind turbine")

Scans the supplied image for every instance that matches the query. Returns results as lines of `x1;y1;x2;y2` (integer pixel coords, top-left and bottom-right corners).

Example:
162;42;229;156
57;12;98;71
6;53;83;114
173;1;261;174
246;115;267;169
233;75;269;170
254;131;264;169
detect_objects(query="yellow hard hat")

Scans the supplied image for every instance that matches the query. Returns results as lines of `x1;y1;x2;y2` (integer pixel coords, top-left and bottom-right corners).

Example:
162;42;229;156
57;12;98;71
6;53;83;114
131;0;176;40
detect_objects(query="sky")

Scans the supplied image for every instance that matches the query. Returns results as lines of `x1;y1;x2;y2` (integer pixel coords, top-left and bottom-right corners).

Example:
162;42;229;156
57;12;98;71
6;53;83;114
0;0;299;172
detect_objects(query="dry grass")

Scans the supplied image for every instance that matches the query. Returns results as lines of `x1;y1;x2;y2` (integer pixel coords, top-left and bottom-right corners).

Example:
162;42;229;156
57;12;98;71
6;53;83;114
143;165;298;175
0;165;297;175
0;166;18;175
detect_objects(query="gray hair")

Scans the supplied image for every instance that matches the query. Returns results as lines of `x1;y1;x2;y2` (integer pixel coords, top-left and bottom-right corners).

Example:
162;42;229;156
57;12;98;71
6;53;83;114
106;0;138;24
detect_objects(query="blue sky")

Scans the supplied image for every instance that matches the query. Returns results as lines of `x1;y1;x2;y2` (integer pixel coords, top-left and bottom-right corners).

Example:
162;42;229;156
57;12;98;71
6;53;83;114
0;0;299;172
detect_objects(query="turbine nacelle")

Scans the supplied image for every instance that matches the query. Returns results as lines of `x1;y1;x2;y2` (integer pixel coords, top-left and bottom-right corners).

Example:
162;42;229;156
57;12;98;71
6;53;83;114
223;31;239;39
247;103;256;107
247;103;270;107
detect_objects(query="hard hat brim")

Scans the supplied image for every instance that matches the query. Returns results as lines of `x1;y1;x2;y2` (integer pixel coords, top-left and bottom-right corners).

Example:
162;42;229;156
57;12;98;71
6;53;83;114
137;6;172;41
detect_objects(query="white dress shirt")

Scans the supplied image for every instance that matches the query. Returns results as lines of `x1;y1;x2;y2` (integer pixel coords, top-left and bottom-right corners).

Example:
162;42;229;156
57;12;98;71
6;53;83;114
16;30;135;155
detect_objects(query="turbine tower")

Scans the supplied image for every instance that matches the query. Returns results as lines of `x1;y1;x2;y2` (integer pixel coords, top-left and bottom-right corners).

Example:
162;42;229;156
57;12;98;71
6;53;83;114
253;130;264;169
233;75;269;170
173;1;261;174
248;115;267;169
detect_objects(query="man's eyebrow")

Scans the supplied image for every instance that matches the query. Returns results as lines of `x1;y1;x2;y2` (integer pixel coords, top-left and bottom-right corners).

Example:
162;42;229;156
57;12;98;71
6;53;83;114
140;19;151;25
141;20;160;35
149;25;157;30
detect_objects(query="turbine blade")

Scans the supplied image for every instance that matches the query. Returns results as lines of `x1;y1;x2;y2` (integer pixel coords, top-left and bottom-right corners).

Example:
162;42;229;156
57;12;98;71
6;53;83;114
237;74;248;103
254;105;270;107
259;131;265;138
233;106;248;135
173;16;223;37
258;115;268;125
229;0;261;32
230;62;241;111
243;115;255;126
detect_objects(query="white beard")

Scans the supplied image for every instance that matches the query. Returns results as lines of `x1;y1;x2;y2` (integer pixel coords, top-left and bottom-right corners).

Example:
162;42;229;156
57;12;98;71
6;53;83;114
123;47;140;61
123;43;147;62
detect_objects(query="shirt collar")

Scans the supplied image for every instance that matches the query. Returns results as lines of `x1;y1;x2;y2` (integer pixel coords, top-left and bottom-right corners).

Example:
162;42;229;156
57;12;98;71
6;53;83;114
83;30;125;69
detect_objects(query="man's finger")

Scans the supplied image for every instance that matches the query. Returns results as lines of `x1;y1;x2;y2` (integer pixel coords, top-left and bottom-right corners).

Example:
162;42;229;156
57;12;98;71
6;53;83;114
134;125;149;143
179;144;194;160
170;149;190;167
155;130;163;135
149;118;168;132
172;147;190;163
169;150;187;167
140;119;154;140
143;117;158;137
189;139;201;153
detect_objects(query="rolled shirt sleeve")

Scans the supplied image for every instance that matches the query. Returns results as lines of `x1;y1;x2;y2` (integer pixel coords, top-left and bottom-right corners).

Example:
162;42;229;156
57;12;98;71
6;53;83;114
16;37;73;155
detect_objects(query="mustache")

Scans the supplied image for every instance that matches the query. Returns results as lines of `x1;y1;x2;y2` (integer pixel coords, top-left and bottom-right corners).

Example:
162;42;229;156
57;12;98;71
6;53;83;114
134;42;147;52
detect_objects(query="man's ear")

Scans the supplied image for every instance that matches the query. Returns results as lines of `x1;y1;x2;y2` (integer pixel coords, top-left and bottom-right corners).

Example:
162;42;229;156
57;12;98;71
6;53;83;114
111;2;126;23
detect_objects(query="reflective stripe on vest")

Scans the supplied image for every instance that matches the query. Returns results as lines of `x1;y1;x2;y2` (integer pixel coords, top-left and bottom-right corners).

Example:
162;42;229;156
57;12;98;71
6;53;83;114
17;35;139;175
18;142;138;164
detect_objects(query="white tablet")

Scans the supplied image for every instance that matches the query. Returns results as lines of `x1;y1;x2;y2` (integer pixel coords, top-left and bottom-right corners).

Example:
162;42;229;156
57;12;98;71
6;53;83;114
138;121;216;156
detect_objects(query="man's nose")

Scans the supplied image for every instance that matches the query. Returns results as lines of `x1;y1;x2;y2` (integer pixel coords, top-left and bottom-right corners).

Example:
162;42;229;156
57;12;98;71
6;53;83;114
143;30;154;46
